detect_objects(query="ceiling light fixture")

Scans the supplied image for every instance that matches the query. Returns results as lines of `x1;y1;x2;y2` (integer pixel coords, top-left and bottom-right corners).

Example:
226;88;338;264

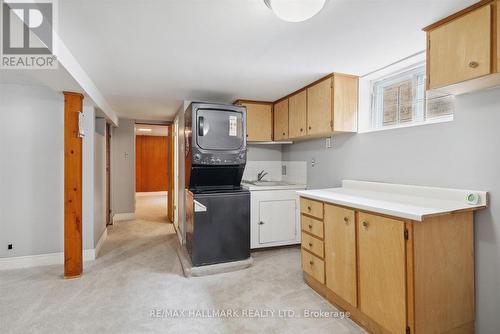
138;128;152;132
264;0;326;23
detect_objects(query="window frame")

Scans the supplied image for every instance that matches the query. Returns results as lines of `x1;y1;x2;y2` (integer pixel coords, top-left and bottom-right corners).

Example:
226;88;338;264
358;52;454;134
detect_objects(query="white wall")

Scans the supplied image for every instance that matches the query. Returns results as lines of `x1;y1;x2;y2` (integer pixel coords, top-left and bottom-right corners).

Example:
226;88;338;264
0;84;96;258
94;118;107;245
111;118;135;215
283;87;500;333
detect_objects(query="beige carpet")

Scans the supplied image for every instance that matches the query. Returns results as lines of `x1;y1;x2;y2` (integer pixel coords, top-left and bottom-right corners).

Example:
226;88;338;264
0;205;365;333
135;192;169;223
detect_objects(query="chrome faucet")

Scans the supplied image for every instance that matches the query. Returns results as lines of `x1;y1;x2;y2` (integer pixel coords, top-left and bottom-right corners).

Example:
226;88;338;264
257;170;268;181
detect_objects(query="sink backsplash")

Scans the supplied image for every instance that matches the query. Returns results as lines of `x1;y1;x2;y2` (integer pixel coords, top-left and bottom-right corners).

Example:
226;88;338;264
243;161;306;184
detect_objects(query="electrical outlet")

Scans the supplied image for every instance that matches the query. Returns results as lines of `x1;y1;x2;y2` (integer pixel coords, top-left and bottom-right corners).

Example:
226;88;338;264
8;244;13;250
311;158;315;167
325;137;332;148
281;165;286;175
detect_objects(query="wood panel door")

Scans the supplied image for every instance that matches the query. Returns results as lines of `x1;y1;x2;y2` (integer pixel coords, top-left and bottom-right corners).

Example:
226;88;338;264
333;75;358;132
358;212;407;334
307;78;332;136
273;99;289;141
428;4;492;89
136;135;168;192
288;90;307;139
324;204;357;306
240;102;273;141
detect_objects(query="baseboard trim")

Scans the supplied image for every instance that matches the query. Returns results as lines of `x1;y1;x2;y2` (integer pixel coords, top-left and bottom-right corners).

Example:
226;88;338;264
0;249;96;271
112;212;135;223
94;228;108;258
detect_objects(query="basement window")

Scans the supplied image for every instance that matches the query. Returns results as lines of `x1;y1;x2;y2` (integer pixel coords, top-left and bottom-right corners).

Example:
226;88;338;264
358;53;454;133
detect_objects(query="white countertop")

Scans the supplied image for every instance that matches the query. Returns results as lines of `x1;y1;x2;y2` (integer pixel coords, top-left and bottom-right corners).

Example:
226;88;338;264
242;181;306;191
297;180;488;221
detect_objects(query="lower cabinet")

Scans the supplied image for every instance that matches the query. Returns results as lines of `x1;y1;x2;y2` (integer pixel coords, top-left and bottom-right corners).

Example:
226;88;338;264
300;196;475;334
358;212;407;334
250;189;301;249
324;204;357;307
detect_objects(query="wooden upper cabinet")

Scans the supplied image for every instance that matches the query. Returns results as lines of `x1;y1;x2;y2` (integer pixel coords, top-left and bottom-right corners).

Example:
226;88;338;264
428;4;491;89
288;90;307;139
235;101;273;142
324;204;357;307
307;78;333;136
358;212;407;334
306;74;358;137
273;99;289;141
424;0;500;94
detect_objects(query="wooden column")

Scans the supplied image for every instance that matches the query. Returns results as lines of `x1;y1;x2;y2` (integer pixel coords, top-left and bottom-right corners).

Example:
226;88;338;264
63;91;84;278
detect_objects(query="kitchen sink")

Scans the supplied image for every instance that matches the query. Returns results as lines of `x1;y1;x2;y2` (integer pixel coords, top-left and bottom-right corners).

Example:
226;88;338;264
244;180;284;186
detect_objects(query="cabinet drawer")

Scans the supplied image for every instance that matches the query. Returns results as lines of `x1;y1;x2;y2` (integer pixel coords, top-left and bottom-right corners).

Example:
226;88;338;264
302;249;325;284
301;232;324;258
300;197;323;219
301;215;324;238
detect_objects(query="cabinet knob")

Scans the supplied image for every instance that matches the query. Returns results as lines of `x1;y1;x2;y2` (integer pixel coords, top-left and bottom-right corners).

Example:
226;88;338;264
362;221;369;229
307;206;311;211
259;221;264;225
300;128;303;132
308;242;313;247
308;126;312;130
469;61;479;69
282;132;285;136
308;224;312;229
309;260;314;265
344;217;349;223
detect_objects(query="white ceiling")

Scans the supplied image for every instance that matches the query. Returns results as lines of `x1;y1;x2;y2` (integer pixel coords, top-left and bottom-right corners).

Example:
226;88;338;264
57;0;476;121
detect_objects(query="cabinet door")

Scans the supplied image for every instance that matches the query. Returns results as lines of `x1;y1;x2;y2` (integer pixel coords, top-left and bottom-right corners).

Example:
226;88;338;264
242;102;273;141
358;212;407;334
289;90;307;139
259;200;296;244
273;99;289;141
324;204;357;306
307;78;333;136
429;4;491;89
333;75;358;132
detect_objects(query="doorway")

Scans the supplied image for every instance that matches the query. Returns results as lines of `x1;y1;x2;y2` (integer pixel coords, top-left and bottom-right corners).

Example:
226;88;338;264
134;124;171;223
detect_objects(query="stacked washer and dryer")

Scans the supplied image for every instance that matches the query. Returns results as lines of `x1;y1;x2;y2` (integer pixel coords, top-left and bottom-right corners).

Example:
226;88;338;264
184;102;251;267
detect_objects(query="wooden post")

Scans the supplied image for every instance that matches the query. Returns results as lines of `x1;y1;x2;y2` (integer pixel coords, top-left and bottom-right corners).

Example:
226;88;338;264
63;91;84;278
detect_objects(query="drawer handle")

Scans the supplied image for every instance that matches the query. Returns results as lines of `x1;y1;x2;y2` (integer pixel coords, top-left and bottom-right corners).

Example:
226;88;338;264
309;260;314;265
468;61;479;69
308;224;312;229
362;221;369;229
308;242;313;247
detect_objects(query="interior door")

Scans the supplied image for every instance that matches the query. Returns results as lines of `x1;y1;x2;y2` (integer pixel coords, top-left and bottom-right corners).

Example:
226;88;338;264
135;135;168;192
273;99;289;140
307;78;332;136
429;4;491;88
105;123;111;225
289;90;307;139
358;212;407;334
324;204;357;306
259;200;296;244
